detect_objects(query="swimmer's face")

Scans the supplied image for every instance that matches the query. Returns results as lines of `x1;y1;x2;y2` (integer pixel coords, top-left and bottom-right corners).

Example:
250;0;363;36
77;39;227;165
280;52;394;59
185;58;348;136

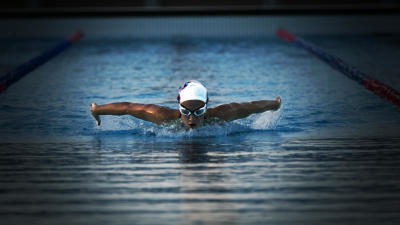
180;100;206;129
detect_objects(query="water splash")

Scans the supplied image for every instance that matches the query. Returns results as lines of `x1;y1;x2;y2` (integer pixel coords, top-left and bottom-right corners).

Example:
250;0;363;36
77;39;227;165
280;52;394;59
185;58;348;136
94;109;283;138
248;108;283;130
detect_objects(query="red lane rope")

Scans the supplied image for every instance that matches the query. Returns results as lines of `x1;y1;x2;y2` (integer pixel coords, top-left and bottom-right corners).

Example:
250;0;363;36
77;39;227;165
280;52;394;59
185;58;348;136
277;28;296;42
67;30;84;43
277;28;400;109
363;78;400;108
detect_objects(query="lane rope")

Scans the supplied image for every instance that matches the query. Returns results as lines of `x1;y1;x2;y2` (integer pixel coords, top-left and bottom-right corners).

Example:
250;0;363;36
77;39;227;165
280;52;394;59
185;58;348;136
277;28;400;109
0;30;84;93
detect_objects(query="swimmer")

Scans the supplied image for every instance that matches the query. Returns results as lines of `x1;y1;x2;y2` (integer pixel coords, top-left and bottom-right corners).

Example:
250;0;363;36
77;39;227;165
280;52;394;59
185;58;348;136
91;80;281;129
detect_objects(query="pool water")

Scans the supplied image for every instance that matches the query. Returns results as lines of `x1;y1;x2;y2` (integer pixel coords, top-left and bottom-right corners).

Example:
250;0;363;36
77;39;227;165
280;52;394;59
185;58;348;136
1;35;400;225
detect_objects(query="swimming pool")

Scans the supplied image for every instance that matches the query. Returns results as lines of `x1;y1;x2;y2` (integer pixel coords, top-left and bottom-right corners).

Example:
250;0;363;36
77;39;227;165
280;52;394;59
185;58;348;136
1;15;400;225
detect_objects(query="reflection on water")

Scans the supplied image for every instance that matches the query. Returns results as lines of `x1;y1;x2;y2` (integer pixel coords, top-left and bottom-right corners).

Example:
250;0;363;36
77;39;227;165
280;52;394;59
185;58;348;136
177;140;239;224
1;34;400;225
178;140;215;163
1;136;400;225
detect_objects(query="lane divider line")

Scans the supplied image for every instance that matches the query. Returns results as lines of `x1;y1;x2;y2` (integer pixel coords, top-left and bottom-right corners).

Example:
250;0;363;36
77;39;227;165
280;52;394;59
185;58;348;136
0;30;84;93
277;28;400;109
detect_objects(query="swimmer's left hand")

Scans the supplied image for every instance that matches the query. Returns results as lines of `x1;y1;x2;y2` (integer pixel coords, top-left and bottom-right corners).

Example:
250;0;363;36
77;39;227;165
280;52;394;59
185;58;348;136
275;96;281;109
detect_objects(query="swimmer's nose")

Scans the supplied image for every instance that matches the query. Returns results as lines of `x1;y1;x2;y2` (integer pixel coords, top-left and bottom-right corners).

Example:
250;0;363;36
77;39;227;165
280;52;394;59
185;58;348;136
188;114;194;121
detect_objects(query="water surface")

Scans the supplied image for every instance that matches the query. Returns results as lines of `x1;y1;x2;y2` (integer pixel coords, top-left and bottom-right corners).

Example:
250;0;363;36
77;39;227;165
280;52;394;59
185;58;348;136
1;35;400;225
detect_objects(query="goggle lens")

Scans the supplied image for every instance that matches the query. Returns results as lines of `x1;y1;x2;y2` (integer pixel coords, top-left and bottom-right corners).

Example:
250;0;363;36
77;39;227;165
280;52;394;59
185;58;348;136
180;107;191;116
193;106;207;116
179;104;207;117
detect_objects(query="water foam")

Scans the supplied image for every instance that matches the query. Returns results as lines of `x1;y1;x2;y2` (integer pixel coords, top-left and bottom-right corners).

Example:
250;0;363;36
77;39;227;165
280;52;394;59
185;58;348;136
94;109;283;138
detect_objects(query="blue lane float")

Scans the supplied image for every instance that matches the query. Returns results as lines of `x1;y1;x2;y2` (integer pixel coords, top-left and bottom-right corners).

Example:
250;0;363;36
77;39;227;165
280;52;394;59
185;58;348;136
277;28;400;109
0;30;84;93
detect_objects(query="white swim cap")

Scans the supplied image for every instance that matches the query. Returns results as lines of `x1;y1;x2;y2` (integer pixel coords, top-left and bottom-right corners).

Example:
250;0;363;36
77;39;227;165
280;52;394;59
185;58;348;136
178;80;208;104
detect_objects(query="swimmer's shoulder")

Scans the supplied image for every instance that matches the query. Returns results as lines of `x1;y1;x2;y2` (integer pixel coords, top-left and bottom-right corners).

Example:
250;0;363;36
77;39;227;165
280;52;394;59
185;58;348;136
205;104;234;121
204;106;219;119
152;106;180;124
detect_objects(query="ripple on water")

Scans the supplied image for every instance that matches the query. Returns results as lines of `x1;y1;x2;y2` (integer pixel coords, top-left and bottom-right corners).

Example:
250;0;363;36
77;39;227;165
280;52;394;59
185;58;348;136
0;137;400;225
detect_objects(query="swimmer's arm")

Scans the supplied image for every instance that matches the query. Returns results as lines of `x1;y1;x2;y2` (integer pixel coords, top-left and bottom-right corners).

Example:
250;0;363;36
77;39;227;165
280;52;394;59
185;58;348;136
91;102;180;125
206;97;281;122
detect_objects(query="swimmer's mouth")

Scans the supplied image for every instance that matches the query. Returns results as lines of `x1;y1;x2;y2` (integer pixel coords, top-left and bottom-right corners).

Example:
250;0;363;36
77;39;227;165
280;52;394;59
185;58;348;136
188;124;196;129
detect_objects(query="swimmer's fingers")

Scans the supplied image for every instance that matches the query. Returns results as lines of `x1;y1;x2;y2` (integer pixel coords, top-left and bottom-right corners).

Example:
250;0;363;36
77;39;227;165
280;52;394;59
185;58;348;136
275;96;281;103
92;113;101;126
275;96;281;109
94;114;101;126
91;103;101;126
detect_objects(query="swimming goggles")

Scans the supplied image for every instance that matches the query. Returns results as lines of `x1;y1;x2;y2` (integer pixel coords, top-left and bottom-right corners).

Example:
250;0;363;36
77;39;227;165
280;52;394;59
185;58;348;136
179;104;207;117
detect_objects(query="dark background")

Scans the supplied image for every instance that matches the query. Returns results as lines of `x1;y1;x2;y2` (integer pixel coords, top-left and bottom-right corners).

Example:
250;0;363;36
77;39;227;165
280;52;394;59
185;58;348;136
1;0;399;9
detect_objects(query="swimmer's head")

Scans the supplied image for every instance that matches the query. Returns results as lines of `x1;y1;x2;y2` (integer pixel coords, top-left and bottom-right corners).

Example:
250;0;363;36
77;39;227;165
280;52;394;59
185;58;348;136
177;80;208;104
177;80;208;129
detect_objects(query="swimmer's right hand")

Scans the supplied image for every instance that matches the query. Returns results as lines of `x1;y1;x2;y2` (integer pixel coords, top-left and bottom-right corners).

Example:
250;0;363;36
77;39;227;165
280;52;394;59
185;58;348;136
91;102;101;126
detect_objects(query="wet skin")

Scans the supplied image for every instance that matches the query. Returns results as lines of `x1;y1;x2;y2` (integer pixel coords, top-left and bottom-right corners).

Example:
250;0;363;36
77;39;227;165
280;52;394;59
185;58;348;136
91;97;281;129
180;100;206;129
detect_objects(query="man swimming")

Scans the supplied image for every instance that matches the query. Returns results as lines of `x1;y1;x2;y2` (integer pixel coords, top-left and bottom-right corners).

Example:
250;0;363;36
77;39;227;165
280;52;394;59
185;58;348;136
91;80;281;129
